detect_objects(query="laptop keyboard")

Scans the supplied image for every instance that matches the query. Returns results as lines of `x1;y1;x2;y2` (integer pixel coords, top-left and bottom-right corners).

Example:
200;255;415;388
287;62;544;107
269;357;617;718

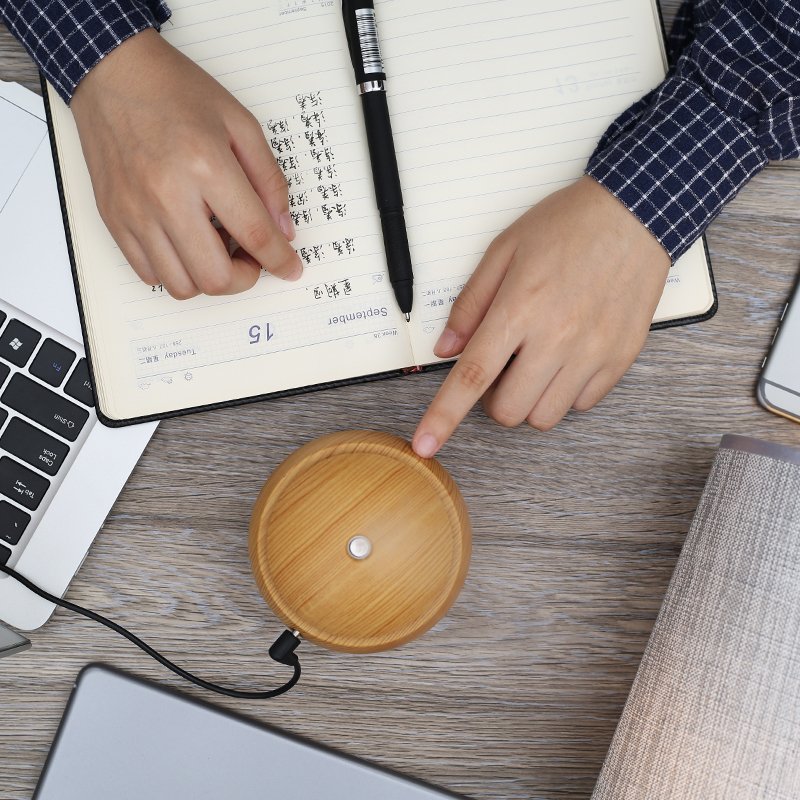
0;301;96;568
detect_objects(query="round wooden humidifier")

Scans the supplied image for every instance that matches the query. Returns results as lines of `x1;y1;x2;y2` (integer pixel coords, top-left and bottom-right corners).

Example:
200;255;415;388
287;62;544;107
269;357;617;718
249;431;471;653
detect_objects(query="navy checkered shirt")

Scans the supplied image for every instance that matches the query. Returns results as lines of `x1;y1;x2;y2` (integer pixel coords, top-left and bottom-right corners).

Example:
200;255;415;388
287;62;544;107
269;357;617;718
587;0;800;261
0;1;171;101
1;1;798;262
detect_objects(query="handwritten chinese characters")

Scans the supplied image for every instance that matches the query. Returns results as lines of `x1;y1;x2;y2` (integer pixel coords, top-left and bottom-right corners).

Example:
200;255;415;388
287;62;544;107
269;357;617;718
267;93;348;232
310;278;353;301
298;237;355;267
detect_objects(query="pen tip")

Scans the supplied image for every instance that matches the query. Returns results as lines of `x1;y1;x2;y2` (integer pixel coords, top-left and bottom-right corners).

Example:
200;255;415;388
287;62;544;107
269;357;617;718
405;313;411;322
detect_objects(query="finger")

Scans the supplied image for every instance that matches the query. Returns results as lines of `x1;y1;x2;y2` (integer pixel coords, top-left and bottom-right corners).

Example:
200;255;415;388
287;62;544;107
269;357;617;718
140;226;200;300
230;112;295;241
572;368;619;413
206;152;302;282
413;307;518;458
115;228;160;286
215;224;232;254
480;346;564;428
434;233;516;358
527;363;605;431
166;204;261;295
231;245;262;269
215;226;263;271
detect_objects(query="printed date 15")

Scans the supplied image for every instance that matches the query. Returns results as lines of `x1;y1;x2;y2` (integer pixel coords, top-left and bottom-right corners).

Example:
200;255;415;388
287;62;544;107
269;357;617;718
249;323;275;345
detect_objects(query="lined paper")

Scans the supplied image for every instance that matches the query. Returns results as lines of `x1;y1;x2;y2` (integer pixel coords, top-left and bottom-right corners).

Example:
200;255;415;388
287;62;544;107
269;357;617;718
372;0;712;362
50;0;412;419
48;0;712;421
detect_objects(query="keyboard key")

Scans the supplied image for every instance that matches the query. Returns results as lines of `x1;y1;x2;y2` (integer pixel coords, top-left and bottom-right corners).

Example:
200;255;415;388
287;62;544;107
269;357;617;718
0;319;41;367
64;358;95;407
0;310;6;328
0;500;30;545
0;543;10;566
0;456;50;510
29;338;77;388
1;417;70;476
0;362;9;388
1;374;90;443
0;408;6;429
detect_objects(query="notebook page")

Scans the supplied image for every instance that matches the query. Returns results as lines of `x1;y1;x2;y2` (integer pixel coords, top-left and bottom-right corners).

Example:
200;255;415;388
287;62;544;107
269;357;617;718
48;0;409;421
373;0;713;365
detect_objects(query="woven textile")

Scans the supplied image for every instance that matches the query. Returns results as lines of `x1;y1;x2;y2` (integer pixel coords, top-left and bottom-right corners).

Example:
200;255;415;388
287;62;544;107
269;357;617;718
0;0;170;101
592;435;800;799
586;0;800;263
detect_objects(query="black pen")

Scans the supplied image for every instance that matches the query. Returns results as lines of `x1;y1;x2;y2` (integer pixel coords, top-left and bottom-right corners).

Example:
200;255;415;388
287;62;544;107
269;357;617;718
342;0;413;322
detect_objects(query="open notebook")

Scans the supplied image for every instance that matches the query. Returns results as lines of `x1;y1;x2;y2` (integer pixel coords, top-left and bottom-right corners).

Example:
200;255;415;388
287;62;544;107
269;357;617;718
46;0;715;425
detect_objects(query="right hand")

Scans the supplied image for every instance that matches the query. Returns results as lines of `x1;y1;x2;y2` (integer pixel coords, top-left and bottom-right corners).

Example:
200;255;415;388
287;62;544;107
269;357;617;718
70;29;302;300
412;176;671;458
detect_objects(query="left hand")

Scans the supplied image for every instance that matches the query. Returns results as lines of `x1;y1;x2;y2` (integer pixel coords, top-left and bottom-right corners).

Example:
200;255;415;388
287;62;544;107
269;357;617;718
71;29;301;300
412;176;671;458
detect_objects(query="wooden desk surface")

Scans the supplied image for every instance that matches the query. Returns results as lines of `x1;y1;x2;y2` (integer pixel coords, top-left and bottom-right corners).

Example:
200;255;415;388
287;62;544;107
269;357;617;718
2;6;799;798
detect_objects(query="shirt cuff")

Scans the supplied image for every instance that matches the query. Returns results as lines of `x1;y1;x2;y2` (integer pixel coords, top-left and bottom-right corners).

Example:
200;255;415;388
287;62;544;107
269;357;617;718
17;1;171;104
586;75;767;262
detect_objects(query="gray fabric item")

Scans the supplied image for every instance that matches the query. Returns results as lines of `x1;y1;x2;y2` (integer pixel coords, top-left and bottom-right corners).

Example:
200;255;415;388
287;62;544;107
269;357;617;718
592;435;800;800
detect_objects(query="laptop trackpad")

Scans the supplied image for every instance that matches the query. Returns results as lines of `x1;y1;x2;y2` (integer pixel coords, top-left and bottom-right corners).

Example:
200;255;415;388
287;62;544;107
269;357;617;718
0;97;46;212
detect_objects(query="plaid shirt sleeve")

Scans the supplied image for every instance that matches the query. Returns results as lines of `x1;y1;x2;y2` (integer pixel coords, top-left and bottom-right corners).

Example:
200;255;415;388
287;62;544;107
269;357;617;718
586;0;800;262
0;0;171;104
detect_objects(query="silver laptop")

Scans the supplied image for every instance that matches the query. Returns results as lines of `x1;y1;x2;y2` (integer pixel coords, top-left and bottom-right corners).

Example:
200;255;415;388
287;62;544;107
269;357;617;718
0;80;157;631
35;665;464;799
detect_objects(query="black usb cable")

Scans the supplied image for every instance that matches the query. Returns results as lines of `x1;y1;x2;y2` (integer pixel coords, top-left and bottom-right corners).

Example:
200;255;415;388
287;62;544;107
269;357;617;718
0;562;302;700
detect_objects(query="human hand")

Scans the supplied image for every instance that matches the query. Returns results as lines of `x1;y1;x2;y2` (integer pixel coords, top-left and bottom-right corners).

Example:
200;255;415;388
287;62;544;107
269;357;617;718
70;29;301;300
412;176;671;458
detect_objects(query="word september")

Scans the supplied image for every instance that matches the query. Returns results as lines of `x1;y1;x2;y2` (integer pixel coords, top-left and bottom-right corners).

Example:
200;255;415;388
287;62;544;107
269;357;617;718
328;306;388;326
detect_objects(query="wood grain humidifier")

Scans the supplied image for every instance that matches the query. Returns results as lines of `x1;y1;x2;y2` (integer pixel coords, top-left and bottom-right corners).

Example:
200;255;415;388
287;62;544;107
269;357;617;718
249;431;471;653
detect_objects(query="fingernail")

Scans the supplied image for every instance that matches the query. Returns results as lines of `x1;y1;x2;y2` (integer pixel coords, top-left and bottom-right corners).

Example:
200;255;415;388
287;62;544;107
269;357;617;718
434;328;459;356
287;257;303;281
414;433;439;459
280;213;296;241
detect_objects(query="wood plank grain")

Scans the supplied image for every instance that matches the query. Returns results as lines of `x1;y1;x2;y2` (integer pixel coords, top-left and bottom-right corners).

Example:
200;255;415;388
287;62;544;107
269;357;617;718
0;25;40;94
2;7;800;800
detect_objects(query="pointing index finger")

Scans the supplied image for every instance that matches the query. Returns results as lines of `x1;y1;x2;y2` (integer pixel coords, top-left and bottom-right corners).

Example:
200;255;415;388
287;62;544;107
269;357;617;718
413;311;516;458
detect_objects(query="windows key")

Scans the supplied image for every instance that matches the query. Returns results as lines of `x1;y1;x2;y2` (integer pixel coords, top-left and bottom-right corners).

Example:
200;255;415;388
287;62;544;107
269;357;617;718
0;319;41;367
